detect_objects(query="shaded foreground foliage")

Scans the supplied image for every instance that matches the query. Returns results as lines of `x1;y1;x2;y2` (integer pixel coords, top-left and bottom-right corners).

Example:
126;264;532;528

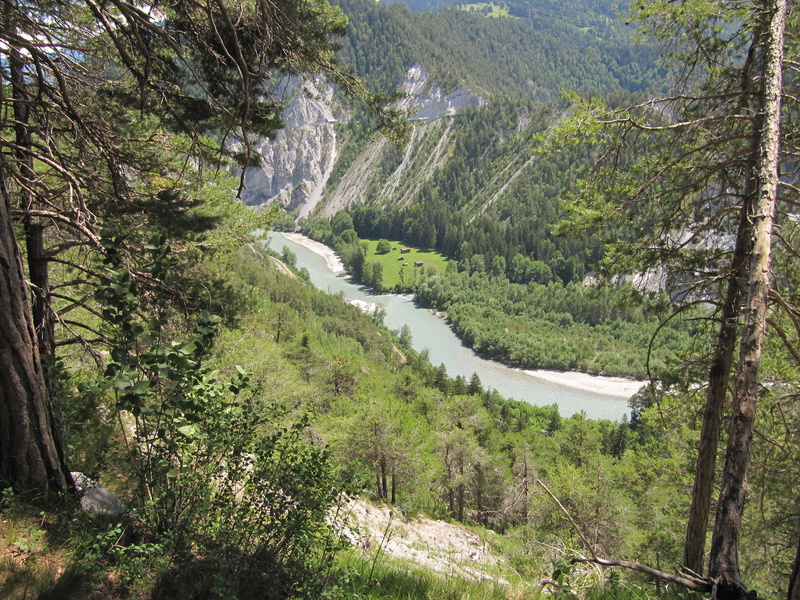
0;240;798;598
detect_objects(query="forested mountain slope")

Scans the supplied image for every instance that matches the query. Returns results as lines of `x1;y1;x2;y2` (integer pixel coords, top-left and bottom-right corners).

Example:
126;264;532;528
335;0;660;97
236;0;680;381
384;0;630;48
240;0;661;215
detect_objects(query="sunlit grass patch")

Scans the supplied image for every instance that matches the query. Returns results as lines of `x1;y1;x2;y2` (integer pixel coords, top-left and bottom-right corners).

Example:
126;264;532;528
327;551;523;600
361;239;450;291
460;3;513;18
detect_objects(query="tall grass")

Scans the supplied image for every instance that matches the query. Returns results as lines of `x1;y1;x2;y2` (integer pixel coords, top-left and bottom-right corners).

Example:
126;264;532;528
325;552;518;600
322;548;688;600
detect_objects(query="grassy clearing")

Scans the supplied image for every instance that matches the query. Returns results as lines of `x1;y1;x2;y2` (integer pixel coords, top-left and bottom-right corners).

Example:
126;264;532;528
361;239;451;291
460;3;512;18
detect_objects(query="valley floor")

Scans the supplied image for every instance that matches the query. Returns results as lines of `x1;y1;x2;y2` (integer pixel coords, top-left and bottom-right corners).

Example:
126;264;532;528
279;231;646;401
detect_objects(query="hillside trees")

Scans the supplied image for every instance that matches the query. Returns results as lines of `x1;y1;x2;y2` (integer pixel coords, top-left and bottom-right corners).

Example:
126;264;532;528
0;0;372;495
227;241;798;590
333;0;664;99
338;388;429;503
559;0;797;594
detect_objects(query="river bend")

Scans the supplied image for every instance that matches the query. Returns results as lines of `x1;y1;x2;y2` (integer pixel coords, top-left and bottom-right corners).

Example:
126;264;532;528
267;232;638;421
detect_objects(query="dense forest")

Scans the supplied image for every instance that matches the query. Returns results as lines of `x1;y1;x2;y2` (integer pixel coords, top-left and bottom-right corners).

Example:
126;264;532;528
318;0;664;214
332;0;662;97
1;0;799;599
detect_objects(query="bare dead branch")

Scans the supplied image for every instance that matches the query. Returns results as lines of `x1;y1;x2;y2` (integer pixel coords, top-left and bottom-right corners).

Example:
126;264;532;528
571;557;713;592
534;478;597;560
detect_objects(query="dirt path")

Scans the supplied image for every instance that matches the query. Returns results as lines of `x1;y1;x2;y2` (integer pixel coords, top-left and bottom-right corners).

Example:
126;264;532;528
269;255;296;278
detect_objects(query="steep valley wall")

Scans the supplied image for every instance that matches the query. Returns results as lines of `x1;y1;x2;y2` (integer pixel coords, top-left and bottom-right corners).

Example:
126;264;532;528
240;67;485;217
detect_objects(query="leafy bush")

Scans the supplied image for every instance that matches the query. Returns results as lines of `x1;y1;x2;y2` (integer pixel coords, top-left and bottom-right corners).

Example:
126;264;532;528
79;235;340;599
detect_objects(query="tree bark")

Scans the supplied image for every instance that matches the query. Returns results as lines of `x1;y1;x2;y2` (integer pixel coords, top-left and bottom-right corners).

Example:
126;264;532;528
9;31;55;369
572;557;712;592
521;445;529;527
788;531;800;600
380;457;388;500
708;0;786;594
0;0;71;495
0;190;71;494
684;196;751;574
390;465;396;505
458;453;465;522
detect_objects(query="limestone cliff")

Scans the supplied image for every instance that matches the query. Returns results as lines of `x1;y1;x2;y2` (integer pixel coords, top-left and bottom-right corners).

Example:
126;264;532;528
238;77;343;217
321;66;484;216
240;67;483;217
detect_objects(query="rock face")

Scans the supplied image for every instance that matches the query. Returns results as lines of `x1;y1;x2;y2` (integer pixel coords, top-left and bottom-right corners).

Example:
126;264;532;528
321;66;484;216
396;65;484;121
239;77;343;217
329;494;507;584
240;67;483;217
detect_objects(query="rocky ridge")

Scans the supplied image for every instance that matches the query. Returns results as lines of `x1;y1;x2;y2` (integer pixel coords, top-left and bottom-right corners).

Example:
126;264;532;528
238;77;343;216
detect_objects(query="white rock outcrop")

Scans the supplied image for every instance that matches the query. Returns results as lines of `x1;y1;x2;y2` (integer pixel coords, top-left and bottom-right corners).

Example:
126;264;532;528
329;494;507;584
238;77;343;216
240;67;483;216
398;65;484;121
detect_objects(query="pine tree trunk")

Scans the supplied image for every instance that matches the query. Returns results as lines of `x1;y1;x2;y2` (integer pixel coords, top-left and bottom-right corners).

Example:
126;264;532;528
380;458;388;500
457;452;465;522
390;465;396;505
0;4;71;495
24;221;56;392
475;465;483;526
376;468;382;499
708;0;786;594
788;532;800;600
684;176;754;575
0;191;71;494
683;23;769;574
458;480;465;522
9;5;55;367
521;444;529;527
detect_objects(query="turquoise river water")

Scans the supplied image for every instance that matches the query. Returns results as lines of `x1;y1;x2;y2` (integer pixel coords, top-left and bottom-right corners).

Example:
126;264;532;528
267;232;637;421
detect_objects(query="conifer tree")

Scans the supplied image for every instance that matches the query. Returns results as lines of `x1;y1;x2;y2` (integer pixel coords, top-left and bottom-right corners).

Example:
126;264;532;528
558;0;797;594
0;0;388;493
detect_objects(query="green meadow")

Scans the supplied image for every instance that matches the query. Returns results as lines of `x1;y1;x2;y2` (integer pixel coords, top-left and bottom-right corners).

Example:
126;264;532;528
362;239;450;291
460;3;512;18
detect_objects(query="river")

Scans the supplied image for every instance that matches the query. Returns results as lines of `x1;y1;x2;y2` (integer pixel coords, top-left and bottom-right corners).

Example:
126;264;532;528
267;232;640;421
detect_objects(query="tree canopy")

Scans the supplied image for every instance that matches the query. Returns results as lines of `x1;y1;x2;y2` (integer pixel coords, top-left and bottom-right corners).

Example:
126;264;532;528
0;0;371;493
